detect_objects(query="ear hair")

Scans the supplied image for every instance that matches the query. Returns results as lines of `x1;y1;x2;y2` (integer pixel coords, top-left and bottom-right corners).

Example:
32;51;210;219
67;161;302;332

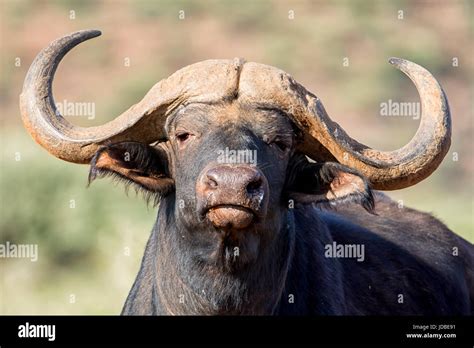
88;142;174;205
314;162;374;213
286;154;375;213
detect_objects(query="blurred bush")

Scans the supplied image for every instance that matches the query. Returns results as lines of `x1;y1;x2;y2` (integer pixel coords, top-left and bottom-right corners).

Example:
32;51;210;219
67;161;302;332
0;0;472;314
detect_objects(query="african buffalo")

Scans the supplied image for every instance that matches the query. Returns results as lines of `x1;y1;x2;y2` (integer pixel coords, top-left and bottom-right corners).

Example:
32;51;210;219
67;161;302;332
20;30;473;315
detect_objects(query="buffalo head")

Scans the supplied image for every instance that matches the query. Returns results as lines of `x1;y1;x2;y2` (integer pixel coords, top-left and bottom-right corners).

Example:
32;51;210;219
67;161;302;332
20;30;451;273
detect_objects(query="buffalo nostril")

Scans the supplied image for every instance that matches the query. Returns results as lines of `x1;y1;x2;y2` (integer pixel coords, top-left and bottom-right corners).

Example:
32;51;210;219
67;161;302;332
246;177;263;194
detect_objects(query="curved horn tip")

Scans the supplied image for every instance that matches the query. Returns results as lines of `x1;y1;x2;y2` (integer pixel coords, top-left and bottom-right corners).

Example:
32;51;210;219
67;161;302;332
388;57;406;67
75;29;102;38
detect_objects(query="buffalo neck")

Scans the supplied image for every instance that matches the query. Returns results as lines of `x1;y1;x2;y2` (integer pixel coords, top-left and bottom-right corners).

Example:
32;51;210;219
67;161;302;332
152;196;296;315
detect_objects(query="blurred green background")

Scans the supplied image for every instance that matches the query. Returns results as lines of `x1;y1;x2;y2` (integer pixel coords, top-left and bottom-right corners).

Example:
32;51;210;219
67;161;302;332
0;0;472;314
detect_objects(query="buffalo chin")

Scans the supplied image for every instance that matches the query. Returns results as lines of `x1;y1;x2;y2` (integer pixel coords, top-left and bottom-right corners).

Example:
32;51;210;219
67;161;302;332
214;227;261;274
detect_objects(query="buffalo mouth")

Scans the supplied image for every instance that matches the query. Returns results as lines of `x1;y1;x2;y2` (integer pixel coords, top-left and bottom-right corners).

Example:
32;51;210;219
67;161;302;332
204;204;257;230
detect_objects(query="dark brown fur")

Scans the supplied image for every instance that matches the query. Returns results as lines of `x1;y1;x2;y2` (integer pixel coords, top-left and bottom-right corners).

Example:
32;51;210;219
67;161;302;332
88;101;473;315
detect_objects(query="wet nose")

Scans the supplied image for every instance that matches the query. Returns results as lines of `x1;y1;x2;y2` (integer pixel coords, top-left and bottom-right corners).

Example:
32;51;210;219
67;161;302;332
196;165;269;230
204;166;264;196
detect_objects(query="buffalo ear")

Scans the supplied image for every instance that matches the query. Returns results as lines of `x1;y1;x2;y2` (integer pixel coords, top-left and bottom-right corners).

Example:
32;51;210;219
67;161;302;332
88;142;174;196
285;155;374;212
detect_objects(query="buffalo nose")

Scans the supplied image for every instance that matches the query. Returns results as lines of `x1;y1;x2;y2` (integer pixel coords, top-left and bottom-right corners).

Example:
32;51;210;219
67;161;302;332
197;165;269;230
205;166;263;195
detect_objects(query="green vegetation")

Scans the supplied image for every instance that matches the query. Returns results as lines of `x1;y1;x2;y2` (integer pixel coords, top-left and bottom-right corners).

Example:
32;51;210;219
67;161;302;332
1;0;472;314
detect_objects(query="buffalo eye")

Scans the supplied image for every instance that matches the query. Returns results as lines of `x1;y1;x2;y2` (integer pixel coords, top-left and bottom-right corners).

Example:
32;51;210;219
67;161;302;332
175;132;193;143
264;135;289;153
273;140;289;152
